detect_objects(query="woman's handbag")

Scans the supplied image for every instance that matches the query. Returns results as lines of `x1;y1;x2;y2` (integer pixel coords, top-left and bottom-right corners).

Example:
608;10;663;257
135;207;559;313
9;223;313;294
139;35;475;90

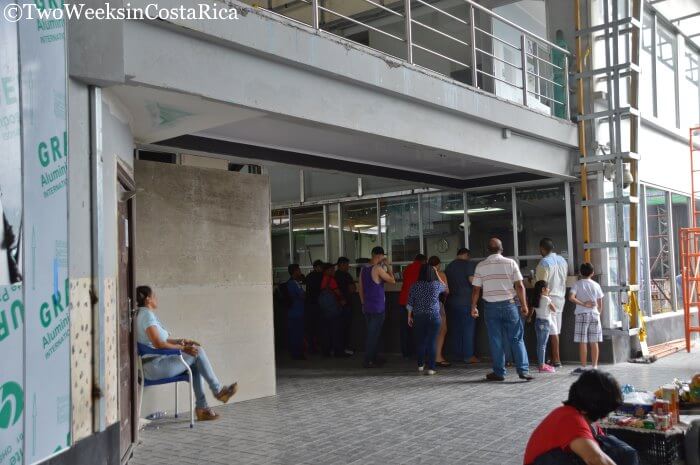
592;425;639;465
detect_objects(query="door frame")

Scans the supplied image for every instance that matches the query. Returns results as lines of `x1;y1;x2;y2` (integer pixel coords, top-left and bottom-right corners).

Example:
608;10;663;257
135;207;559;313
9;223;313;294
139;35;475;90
117;161;137;464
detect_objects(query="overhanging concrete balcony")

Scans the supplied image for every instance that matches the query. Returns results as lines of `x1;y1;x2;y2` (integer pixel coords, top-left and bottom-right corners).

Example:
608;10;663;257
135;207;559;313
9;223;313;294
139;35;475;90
69;0;578;187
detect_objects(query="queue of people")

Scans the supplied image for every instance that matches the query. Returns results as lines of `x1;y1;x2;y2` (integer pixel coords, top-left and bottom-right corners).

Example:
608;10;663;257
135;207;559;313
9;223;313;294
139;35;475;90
278;236;607;380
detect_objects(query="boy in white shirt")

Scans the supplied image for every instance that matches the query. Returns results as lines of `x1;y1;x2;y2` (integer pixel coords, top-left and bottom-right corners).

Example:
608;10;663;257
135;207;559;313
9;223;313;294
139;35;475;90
568;263;605;374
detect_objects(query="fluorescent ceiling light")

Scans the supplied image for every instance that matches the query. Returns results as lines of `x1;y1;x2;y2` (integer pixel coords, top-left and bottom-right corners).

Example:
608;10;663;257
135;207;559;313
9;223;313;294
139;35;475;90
352;224;374;228
439;207;505;215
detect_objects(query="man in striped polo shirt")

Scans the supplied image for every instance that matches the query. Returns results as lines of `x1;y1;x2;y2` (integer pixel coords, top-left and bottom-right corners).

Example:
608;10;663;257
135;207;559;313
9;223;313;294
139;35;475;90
471;238;533;381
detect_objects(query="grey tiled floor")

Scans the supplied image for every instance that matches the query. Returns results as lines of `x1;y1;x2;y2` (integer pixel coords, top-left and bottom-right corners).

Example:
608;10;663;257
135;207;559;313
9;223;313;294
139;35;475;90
130;351;699;465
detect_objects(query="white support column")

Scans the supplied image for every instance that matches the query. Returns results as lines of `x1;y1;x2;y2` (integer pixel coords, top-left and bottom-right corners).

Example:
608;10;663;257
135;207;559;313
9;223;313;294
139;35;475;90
418;193;424;255
288;208;294;264
337;203;344;259
511;186;519;259
640;185;653;317
463;191;469;250
323;204;329;262
565;182;575;274
667;191;678;310
90;86;106;432
376;198;382;248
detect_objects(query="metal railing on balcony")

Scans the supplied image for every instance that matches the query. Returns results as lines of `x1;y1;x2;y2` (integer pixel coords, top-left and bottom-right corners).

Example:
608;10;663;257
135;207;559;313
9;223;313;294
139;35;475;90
244;0;571;120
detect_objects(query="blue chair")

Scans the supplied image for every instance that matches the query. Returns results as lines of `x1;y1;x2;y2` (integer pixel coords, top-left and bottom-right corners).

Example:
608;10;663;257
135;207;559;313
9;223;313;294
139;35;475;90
137;342;195;428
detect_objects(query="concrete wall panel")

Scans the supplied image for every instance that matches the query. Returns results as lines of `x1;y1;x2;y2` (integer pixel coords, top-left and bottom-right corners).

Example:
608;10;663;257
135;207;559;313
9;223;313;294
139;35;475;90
134;160;276;416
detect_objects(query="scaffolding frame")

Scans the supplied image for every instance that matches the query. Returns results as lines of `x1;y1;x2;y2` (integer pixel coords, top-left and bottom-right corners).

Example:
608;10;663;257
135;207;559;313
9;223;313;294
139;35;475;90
679;126;700;352
575;0;643;340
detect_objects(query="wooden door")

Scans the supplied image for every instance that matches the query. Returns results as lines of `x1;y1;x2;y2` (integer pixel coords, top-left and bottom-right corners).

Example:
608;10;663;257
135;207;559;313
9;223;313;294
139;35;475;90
117;177;135;461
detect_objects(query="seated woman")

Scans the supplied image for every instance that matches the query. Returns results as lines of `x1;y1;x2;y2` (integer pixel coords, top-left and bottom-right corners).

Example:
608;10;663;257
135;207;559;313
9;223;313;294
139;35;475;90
135;285;238;421
524;370;636;465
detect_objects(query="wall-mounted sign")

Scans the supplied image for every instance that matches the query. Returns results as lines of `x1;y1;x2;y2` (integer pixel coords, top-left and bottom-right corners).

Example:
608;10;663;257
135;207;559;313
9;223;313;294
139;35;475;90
18;1;71;462
0;3;25;464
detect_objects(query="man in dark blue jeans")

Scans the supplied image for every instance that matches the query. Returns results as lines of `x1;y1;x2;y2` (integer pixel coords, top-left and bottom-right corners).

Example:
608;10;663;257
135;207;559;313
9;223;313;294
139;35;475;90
471;238;532;381
445;248;478;364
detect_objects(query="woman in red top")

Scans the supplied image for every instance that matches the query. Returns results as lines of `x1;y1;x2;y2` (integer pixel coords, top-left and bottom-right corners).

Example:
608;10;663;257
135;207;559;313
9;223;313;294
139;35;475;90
524;370;625;465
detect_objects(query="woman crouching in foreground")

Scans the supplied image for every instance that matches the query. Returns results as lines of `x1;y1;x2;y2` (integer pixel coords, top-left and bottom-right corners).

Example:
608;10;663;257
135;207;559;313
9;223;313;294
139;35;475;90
524;369;638;465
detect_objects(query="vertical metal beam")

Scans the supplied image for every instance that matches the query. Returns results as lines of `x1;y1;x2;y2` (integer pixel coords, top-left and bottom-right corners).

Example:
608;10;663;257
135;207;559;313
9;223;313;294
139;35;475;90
337;203;344;259
463;191;469;249
311;0;319;29
511;187;519;259
667;191;678;310
564;182;575;274
288;208;294;264
469;5;478;88
673;31;682;129
640;185;653;316
564;55;571;120
405;0;413;64
323;204;329;262
299;170;305;204
418;193;424;255
89;86;106;433
651;12;658;118
520;35;528;107
376;198;382;248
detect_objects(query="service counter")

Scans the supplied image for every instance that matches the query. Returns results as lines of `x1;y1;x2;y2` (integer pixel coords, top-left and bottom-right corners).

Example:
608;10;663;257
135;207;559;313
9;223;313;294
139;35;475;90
273;276;621;364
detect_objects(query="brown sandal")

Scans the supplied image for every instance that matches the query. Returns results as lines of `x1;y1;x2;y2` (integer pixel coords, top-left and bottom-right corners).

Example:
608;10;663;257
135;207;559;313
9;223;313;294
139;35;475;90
195;407;220;421
214;382;239;404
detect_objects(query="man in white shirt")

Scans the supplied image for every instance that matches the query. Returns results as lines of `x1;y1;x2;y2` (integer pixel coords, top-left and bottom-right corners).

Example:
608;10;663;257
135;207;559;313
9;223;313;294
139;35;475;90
535;238;569;368
471;238;533;381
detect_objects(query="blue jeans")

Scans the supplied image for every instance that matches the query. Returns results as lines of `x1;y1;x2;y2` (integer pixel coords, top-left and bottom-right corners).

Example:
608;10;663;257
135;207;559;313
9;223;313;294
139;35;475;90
535;318;551;366
288;316;305;358
447;303;476;361
399;306;414;357
504;313;525;364
364;312;385;364
413;313;441;370
484;300;529;377
143;347;222;409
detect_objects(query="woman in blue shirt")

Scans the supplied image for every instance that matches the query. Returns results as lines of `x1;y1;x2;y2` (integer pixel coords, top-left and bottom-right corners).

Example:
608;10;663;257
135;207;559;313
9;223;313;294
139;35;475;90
135;286;238;421
406;265;448;375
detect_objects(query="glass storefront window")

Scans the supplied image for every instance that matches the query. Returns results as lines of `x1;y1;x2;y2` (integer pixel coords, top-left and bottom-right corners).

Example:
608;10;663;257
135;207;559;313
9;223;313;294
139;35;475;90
328;204;340;264
467;189;514;258
645;188;673;313
292;207;325;269
516;185;568;276
656;21;678;126
342;200;378;263
380;196;420;264
271;209;290;282
640;10;654;117
672;194;690;309
684;49;700;126
421;192;464;265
